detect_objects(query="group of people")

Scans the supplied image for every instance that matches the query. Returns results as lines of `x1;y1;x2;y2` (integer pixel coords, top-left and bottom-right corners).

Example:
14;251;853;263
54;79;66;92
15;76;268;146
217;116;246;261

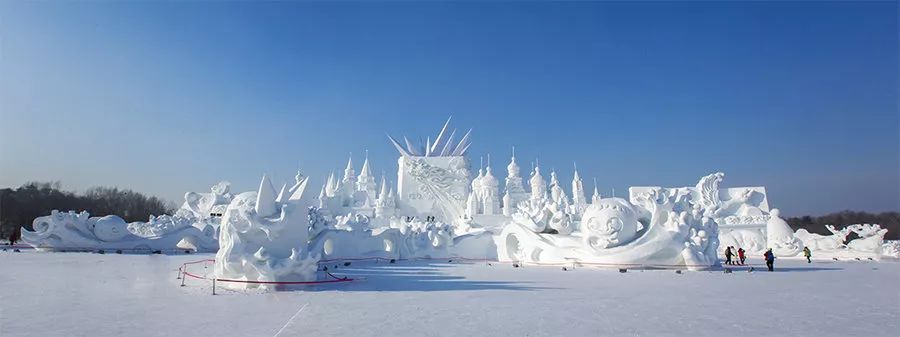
724;246;813;272
723;246;746;265
403;215;438;223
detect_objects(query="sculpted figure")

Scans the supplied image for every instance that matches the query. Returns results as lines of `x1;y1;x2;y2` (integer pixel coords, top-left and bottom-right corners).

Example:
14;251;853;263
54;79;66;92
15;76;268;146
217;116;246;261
580;198;641;251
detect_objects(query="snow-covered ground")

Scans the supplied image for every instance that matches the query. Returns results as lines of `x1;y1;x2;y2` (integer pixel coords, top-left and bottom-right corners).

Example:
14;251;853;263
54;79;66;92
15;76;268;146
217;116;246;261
1;251;898;337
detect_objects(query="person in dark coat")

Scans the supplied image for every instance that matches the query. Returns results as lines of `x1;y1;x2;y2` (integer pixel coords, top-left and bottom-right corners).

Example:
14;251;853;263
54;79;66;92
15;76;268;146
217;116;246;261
8;227;20;246
724;246;733;265
764;248;776;271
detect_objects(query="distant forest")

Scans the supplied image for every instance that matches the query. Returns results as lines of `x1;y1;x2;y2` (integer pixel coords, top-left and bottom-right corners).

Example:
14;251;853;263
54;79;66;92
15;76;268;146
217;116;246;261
1;182;897;241
0;182;174;240
785;211;899;240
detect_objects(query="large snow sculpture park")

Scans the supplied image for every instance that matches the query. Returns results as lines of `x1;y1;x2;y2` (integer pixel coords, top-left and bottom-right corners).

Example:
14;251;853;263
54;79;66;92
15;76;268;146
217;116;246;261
19;119;894;286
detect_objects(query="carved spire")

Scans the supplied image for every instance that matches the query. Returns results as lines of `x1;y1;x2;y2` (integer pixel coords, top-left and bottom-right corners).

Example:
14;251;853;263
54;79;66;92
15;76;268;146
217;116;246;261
378;175;389;200
356;150;377;203
571;163;587;208
325;171;336;196
387;118;471;157
592;177;602;204
507;147;520;178
342;155;356;182
359;150;373;178
255;174;278;217
530;165;546;201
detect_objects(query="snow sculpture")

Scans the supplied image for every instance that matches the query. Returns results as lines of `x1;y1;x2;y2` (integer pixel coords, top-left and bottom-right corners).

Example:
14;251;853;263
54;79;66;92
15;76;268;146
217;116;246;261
213;174;319;289
22;210;217;252
396;155;470;222
548;171;568;208
308;211;404;260
21;181;225;252
308;212;495;261
846;224;888;254
580;198;641;250
374;176;397;220
882;241;900;258
632;172;771;254
176;181;234;220
502;151;528;215
794;225;851;252
790;224;891;259
388;118;472;223
466;165;502;216
766;209;804;257
570;168;588;217
92;215;130;241
497;174;720;270
510;197;576;235
529;166;548;202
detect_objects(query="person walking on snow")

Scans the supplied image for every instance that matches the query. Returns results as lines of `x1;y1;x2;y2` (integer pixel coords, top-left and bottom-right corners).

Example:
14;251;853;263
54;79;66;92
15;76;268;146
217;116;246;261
724;246;733;265
764;248;776;271
737;247;746;265
803;246;812;263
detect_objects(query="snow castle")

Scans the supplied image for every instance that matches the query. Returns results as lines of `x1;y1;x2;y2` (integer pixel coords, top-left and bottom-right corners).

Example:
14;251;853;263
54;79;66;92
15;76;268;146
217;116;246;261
21;119;895;286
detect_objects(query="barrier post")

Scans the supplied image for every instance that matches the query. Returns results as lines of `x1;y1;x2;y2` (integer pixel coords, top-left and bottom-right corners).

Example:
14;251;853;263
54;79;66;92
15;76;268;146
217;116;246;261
176;267;182;280
180;268;186;287
212;278;216;295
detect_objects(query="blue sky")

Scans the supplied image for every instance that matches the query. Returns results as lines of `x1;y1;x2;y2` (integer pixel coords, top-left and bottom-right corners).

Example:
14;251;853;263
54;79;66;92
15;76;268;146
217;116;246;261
0;1;897;216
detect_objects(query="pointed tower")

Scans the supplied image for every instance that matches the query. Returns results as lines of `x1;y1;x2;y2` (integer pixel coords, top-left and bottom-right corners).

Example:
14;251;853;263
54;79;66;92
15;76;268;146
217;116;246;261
386;186;396;209
503;149;528;214
342;156;357;187
318;184;328;208
375;176;395;218
339;156;358;207
467;168;485;216
255;175;278;217
481;166;501;215
529;166;547;202
592;178;602;204
571;166;587;211
322;172;335;197
357;152;377;204
502;190;514;216
549;170;568;206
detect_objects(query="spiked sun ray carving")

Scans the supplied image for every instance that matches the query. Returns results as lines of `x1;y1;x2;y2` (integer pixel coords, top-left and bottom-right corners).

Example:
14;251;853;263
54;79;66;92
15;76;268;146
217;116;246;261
387;117;471;157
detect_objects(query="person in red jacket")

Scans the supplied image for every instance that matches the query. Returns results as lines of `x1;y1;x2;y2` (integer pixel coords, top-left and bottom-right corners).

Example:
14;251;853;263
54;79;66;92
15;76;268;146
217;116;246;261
737;247;746;265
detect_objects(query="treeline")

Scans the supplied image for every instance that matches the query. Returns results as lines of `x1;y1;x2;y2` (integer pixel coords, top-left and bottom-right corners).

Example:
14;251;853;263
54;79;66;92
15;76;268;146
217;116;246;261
0;182;174;239
786;211;900;240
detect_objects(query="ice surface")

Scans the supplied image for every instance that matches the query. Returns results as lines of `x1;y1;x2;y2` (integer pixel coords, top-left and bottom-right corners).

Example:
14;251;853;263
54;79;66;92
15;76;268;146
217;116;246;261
1;251;898;337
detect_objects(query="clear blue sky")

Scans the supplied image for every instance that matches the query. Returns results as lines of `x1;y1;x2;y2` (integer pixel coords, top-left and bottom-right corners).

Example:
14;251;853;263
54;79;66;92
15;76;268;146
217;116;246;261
1;1;897;216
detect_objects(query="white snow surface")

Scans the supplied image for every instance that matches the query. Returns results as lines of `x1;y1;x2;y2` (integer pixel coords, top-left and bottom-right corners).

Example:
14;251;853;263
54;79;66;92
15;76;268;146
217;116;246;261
1;251;898;337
